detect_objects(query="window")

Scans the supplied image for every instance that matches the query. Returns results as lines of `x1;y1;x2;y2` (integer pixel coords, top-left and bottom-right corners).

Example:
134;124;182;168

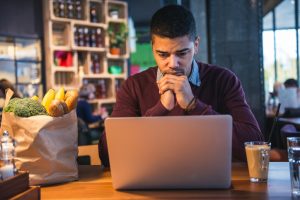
263;0;298;99
275;29;297;82
263;31;275;93
0;36;43;97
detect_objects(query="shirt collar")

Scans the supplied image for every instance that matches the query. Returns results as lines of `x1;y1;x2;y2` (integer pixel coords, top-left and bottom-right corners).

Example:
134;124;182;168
156;59;201;86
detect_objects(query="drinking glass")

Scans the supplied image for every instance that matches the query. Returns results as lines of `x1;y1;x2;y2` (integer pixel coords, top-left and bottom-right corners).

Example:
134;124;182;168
287;137;300;196
245;141;271;183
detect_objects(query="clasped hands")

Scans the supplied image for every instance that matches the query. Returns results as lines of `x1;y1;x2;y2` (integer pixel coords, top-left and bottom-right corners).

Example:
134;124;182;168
157;68;194;111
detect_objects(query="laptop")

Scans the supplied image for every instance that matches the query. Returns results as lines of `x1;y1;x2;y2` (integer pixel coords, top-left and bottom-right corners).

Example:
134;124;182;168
105;115;232;190
278;88;299;114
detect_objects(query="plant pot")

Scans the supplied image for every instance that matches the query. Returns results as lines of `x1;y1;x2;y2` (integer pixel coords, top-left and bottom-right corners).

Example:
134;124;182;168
109;9;119;19
110;47;121;55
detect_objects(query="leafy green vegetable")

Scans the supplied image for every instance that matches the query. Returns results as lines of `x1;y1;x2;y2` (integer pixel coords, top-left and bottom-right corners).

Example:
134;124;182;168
4;98;47;117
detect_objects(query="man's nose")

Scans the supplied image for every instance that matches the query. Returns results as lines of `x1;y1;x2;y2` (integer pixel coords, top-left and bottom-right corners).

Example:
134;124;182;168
168;55;179;68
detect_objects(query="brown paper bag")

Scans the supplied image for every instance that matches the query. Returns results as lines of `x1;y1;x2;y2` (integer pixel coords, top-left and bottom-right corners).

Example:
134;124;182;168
0;90;78;185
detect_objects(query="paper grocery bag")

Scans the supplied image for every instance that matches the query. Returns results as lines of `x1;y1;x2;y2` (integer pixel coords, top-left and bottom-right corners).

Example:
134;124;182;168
0;90;78;185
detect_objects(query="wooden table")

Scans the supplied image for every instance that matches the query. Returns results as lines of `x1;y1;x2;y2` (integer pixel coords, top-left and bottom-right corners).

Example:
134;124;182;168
279;117;300;127
41;163;291;199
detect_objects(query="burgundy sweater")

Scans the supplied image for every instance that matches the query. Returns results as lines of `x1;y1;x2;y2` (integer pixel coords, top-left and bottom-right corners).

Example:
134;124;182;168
99;62;264;167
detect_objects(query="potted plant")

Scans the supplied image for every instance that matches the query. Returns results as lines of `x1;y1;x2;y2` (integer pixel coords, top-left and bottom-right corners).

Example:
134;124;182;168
109;7;119;19
108;22;128;55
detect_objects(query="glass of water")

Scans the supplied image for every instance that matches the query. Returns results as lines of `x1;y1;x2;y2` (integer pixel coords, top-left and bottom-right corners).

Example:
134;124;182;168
287;137;300;197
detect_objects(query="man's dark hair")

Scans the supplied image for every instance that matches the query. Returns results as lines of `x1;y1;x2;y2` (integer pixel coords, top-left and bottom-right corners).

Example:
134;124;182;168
284;78;298;88
150;5;196;41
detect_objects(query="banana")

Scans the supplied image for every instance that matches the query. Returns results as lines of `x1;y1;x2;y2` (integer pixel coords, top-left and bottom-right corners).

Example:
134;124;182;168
31;95;39;101
55;87;65;101
42;89;56;113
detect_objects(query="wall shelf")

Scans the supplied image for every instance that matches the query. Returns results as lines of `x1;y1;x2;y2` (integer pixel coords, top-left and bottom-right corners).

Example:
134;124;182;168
43;0;128;109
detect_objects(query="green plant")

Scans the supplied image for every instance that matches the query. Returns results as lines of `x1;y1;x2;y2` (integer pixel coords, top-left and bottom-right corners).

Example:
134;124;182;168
108;22;128;49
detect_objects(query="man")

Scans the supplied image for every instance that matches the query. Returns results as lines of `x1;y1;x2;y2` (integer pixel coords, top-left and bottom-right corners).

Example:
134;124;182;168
99;5;263;167
284;78;298;88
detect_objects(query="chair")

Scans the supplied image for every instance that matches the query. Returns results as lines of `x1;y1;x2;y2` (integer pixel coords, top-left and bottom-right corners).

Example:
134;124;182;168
78;144;101;165
283;108;300;118
270;124;300;162
77;118;92;146
280;124;300;137
77;118;104;146
280;124;300;149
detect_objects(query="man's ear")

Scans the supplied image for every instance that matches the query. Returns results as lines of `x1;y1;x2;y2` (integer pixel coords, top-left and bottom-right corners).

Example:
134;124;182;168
194;36;200;54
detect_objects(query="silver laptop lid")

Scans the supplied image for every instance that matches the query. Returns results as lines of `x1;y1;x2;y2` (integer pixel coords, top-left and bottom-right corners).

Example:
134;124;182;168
105;115;232;190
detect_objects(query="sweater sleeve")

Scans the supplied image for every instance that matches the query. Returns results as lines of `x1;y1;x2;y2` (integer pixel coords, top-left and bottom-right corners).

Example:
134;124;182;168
99;79;137;167
111;75;170;117
185;71;264;161
222;73;264;161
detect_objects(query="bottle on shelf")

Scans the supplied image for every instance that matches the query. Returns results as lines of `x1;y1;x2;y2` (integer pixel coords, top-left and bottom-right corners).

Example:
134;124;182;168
90;3;98;23
96;79;107;99
56;72;70;86
84;28;90;47
60;72;65;85
75;0;82;19
55;72;60;85
91;54;101;74
96;28;102;47
58;0;66;18
77;52;86;67
66;0;74;19
79;65;84;78
66;72;73;85
53;0;60;17
109;8;119;19
90;28;97;47
78;27;84;46
0;130;17;180
74;27;79;46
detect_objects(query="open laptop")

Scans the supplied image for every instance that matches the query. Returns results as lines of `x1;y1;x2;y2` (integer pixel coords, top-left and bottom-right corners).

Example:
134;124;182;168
278;88;299;114
105;115;232;190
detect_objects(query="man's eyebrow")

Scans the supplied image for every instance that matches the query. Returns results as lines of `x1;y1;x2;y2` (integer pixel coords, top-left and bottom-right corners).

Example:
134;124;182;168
176;48;190;53
156;48;190;54
155;50;168;54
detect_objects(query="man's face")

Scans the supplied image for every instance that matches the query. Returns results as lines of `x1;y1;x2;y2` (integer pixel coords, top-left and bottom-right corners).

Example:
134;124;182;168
152;34;199;76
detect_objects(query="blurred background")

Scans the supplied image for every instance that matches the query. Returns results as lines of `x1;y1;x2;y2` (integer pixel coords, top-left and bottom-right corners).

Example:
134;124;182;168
0;0;297;147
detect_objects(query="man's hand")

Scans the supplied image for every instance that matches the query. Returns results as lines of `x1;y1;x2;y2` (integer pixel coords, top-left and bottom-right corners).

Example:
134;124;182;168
159;89;175;110
157;72;194;110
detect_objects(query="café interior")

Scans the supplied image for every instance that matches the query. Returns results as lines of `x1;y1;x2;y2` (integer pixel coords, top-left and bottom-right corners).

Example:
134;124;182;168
0;0;299;199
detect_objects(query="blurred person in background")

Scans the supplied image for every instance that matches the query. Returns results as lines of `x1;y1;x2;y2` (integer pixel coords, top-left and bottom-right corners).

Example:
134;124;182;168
266;81;283;116
77;83;108;124
272;81;284;97
0;79;21;99
0;79;21;123
284;78;298;89
279;78;300;117
77;84;108;145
